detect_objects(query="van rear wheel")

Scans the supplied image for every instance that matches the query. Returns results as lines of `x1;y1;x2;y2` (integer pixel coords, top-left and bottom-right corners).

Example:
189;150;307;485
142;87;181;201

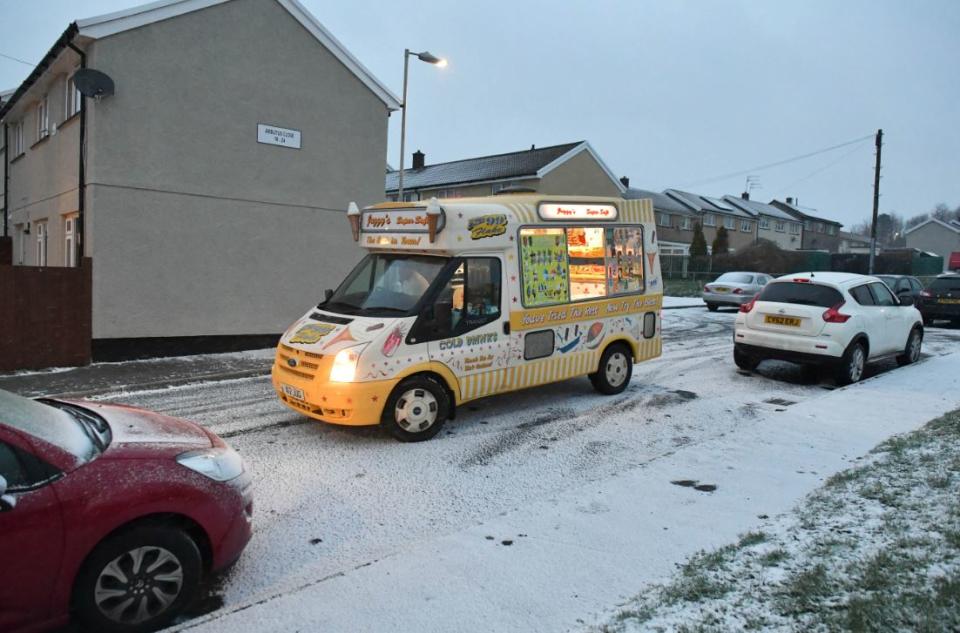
381;375;450;442
589;343;633;395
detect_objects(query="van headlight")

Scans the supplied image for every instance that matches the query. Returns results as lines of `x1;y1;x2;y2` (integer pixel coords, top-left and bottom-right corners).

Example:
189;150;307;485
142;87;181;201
330;345;366;383
176;447;244;482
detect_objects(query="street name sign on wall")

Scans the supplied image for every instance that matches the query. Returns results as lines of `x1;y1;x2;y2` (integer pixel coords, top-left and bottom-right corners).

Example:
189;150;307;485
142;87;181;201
257;124;301;149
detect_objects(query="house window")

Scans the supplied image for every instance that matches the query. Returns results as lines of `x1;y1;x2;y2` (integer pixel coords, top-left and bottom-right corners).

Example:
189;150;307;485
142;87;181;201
740;220;751;232
12;120;25;156
816;222;824;233
63;213;78;267
789;223;800;235
703;214;716;227
402;192;419;202
65;73;82;119
723;216;735;230
13;224;25;265
658;213;671;227
759;217;770;230
680;217;692;230
775;220;785;232
804;220;813;231
827;225;836;236
36;95;50;141
35;220;48;266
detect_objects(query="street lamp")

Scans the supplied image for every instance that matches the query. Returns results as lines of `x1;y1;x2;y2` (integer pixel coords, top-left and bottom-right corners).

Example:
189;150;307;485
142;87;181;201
398;49;447;201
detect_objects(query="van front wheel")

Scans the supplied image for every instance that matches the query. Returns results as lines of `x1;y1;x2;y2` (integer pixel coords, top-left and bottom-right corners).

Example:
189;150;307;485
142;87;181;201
589;343;633;395
382;375;450;442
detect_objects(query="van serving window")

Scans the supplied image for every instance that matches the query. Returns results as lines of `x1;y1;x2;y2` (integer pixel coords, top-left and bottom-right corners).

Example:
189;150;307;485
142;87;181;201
519;224;645;308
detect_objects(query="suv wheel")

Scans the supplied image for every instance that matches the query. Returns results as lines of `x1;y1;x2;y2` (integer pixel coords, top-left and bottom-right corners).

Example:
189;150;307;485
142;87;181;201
706;303;718;312
733;347;759;371
896;328;922;366
835;341;866;386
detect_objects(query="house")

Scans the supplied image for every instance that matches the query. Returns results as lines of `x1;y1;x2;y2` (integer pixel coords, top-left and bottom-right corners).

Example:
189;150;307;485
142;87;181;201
770;198;843;252
904;218;960;271
623;188;696;255
385;141;626;201
663;189;756;253
0;0;399;360
723;193;803;250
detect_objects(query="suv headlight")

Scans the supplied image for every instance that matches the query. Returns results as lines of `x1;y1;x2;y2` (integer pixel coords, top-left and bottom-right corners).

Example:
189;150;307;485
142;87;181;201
330;344;368;382
176;447;245;482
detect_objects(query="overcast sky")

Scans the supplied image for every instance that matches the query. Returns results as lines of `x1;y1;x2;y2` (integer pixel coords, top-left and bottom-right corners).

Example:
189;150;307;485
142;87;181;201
2;0;958;228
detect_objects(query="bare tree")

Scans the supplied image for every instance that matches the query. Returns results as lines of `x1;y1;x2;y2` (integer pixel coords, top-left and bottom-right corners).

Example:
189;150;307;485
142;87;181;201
905;213;929;230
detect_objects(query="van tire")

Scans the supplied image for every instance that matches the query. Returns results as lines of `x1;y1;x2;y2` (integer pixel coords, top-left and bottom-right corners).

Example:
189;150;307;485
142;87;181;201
589;343;633;395
381;375;450;442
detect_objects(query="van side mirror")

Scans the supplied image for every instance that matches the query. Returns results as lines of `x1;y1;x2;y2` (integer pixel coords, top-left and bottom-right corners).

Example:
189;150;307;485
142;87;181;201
900;295;914;306
0;476;15;512
324;289;334;303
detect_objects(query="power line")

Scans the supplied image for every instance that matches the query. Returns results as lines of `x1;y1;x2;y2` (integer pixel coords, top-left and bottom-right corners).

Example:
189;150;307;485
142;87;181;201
774;138;872;195
0;51;34;67
681;133;876;189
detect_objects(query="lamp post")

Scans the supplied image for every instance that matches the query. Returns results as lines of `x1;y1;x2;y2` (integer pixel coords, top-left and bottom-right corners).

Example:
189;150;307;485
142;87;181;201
398;49;446;201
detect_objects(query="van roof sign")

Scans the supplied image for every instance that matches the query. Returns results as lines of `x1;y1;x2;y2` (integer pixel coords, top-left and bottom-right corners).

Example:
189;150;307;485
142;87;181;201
538;202;618;221
361;207;446;234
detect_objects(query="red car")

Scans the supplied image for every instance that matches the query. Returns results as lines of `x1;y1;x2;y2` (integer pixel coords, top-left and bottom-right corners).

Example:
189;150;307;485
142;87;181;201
0;389;253;633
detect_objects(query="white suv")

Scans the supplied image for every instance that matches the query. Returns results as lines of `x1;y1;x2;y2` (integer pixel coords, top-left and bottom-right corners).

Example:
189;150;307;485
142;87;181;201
733;272;924;385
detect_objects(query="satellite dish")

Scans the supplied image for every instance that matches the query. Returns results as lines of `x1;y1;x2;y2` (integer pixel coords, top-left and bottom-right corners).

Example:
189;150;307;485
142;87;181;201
72;69;115;100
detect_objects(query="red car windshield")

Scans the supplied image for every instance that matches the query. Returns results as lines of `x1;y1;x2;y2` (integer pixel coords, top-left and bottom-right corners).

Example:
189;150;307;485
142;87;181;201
0;389;98;462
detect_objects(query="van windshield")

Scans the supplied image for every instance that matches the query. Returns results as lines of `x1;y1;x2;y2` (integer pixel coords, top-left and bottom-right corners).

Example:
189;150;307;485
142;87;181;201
323;254;449;316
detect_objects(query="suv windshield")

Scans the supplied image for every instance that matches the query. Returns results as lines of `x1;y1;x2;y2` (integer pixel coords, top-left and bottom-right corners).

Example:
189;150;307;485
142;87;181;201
0;389;98;462
930;277;960;292
759;282;843;308
323;254;448;316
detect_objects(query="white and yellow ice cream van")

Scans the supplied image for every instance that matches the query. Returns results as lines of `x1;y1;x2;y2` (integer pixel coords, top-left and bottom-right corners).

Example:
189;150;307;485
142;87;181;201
272;194;662;441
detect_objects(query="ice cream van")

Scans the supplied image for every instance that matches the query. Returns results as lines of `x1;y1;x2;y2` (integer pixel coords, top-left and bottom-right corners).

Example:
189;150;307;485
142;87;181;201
272;194;663;441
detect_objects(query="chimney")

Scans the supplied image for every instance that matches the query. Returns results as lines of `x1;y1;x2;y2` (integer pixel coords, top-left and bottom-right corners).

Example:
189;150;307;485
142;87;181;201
786;196;794;205
620;176;630;188
412;150;425;170
741;191;749;200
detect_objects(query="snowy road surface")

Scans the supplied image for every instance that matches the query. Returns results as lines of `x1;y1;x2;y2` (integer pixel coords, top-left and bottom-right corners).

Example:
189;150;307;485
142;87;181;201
82;309;960;629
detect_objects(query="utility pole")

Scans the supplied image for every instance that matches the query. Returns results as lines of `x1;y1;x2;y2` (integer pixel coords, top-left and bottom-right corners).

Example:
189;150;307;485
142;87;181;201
868;129;883;274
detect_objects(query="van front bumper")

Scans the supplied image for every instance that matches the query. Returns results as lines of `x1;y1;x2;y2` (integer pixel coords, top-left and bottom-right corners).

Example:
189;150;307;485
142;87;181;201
271;364;398;426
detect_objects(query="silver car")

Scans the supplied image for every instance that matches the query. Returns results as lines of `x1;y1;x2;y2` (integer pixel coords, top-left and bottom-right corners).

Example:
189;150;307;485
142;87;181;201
703;271;772;311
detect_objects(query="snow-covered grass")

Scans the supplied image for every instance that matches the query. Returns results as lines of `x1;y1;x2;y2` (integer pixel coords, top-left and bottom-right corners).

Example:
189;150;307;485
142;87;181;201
597;409;960;633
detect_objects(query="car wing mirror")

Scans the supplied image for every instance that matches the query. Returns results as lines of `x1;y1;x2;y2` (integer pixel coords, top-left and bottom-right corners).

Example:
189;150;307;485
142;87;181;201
0;475;15;512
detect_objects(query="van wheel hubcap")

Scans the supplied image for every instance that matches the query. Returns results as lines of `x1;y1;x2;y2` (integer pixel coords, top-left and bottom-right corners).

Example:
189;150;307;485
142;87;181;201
605;352;629;387
849;347;865;382
395;388;438;432
94;546;183;625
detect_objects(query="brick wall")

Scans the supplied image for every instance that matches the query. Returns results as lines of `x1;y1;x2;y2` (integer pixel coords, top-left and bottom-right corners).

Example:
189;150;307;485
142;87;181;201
0;258;92;371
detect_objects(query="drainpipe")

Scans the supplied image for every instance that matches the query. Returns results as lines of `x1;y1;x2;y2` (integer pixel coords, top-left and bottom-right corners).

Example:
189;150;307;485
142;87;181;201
67;41;86;264
2;122;7;237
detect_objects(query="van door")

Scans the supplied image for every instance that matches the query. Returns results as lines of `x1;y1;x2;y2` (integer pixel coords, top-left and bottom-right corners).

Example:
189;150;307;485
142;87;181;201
420;257;510;402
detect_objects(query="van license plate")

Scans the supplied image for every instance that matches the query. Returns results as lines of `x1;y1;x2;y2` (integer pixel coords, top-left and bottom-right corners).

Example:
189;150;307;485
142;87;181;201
282;384;305;401
765;315;801;327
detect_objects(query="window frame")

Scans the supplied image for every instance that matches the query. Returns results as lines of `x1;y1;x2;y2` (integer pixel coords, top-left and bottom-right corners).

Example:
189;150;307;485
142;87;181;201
703;214;716;227
680;217;692;230
723;216;735;230
868;282;897;306
658;212;671;227
36;95;50;141
413;256;503;343
740;219;751;233
35;220;48;266
65;72;82;119
13;119;25;156
517;223;646;309
63;213;78;267
775;220;786;232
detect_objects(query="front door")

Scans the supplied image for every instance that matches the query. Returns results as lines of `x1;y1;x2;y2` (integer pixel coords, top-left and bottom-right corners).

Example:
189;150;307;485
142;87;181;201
423;257;509;401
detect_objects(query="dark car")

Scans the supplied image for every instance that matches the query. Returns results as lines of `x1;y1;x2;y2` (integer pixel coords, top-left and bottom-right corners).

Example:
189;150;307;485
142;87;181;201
875;274;924;303
0;389;253;633
917;273;960;325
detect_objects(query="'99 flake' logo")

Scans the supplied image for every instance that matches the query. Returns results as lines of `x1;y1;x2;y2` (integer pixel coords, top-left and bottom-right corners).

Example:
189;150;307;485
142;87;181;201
468;214;508;240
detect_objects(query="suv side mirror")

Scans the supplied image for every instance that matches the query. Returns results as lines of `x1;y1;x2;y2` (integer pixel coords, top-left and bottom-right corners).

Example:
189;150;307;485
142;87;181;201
900;295;914;306
0;475;16;512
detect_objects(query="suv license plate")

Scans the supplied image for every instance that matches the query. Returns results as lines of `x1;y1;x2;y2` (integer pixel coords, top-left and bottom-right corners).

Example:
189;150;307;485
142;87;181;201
765;315;801;327
282;384;305;401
